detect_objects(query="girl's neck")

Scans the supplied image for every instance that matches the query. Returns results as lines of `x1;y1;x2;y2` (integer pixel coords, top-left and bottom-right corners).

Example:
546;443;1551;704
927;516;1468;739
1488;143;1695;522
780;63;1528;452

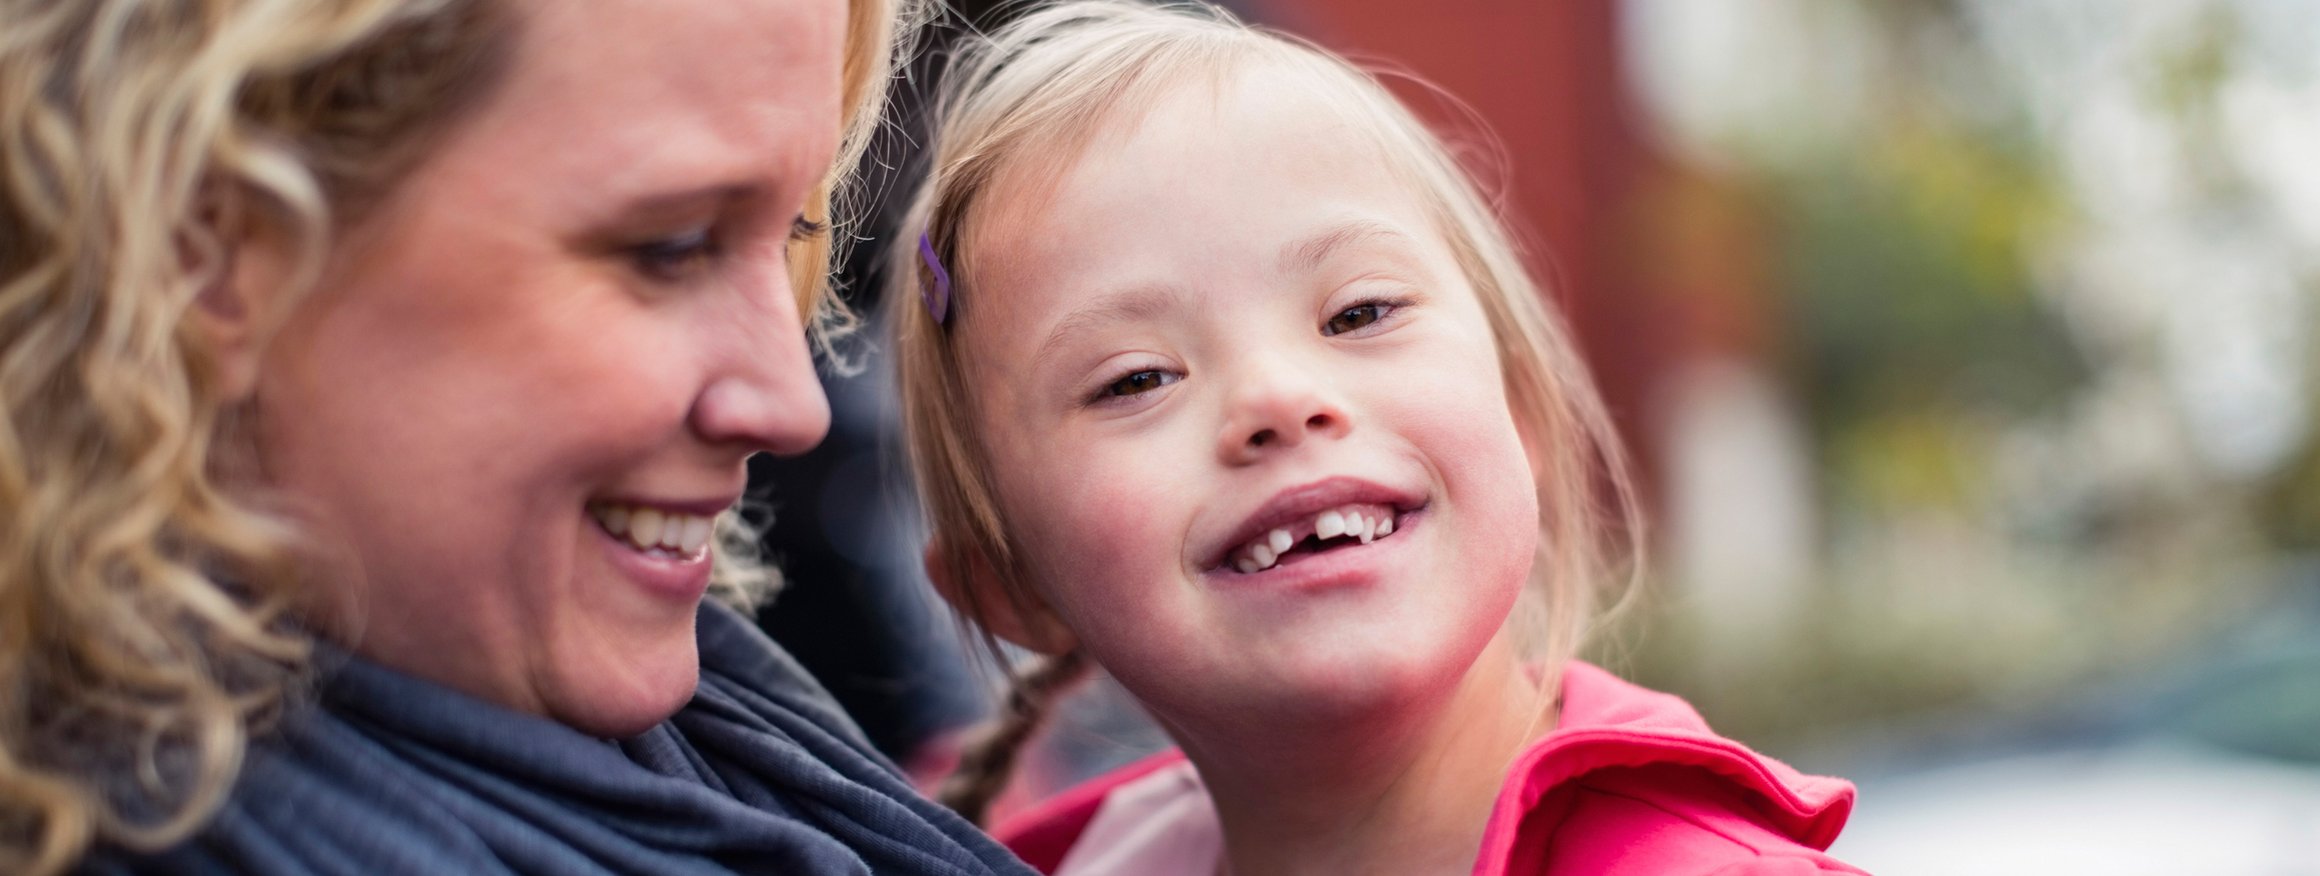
1175;633;1551;876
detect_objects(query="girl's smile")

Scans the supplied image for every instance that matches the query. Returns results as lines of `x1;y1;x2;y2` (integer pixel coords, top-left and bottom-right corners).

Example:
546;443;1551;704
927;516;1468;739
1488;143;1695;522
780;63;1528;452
1202;476;1424;579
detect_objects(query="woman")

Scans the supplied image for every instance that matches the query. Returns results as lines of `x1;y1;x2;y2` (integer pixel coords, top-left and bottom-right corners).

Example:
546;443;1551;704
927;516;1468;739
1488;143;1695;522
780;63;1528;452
0;0;1033;873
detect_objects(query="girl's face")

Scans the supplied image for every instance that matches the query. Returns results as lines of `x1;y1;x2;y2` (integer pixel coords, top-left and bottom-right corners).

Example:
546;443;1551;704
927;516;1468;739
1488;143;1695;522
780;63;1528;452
250;0;842;737
957;70;1541;737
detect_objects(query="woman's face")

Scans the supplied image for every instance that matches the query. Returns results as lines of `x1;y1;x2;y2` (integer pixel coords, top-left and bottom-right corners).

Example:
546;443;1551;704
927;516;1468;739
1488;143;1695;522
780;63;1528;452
251;0;844;736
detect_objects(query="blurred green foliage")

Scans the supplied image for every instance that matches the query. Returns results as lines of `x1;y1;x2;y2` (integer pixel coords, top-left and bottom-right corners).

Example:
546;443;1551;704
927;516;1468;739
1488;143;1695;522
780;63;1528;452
1617;0;2319;761
1769;122;2085;520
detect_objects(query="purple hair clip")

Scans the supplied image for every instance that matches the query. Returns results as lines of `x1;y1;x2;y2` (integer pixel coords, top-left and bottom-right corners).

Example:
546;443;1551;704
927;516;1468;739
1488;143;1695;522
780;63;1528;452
918;233;952;326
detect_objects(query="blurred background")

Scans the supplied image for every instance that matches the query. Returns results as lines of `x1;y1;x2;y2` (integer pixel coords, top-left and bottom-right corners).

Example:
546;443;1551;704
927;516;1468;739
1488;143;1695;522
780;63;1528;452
748;1;2320;872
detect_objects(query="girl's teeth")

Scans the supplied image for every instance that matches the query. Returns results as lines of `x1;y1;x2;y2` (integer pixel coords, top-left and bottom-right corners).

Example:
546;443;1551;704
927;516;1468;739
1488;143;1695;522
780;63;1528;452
602;505;631;536
1231;504;1401;574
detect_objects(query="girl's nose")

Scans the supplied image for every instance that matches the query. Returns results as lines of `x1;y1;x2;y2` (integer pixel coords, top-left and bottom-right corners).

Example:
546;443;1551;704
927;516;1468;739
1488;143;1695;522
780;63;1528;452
688;271;832;457
1215;363;1352;466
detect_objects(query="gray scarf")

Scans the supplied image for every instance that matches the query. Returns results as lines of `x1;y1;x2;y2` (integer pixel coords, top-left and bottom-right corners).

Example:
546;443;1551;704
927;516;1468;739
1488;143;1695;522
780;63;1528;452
80;603;1035;876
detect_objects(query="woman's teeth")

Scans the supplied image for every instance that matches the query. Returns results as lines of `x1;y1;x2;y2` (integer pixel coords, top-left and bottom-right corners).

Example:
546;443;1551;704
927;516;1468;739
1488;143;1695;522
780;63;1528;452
1231;504;1398;574
590;502;713;557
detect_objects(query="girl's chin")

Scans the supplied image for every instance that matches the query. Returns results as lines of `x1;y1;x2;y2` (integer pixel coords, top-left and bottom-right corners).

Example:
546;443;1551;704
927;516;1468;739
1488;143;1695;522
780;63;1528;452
1146;647;1478;737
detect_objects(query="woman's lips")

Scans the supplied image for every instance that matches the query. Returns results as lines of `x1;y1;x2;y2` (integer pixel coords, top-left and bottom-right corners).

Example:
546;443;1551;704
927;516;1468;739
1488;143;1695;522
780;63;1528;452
589;500;714;559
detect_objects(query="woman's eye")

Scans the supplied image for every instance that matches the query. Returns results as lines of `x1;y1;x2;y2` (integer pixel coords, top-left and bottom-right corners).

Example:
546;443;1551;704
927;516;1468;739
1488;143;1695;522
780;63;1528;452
632;227;719;281
1324;301;1393;336
1104;370;1180;398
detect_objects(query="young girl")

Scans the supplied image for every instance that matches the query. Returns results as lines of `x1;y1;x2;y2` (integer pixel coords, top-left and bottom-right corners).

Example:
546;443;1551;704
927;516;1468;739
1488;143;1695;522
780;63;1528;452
892;3;1862;873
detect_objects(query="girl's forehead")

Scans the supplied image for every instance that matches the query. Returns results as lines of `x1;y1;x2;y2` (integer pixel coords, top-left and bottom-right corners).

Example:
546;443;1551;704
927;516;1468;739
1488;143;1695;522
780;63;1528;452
967;74;1420;280
966;57;1391;223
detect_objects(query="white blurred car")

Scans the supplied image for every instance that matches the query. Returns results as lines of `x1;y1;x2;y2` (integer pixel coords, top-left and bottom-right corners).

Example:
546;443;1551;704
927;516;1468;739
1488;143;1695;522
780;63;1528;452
1829;635;2320;874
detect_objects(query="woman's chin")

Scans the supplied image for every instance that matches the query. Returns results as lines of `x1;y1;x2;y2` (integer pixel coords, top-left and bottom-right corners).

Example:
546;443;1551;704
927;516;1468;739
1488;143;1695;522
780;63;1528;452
547;637;702;739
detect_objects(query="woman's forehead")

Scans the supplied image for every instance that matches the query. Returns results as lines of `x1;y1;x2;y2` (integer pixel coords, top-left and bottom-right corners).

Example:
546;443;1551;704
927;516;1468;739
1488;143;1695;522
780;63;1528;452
436;0;845;218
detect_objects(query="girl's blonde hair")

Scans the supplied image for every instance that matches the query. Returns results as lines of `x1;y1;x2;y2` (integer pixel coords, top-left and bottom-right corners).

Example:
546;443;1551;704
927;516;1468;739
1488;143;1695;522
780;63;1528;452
0;0;908;872
891;0;1641;822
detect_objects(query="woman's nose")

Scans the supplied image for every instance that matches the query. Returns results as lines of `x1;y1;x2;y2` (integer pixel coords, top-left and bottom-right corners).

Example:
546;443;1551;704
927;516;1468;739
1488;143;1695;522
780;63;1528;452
688;271;832;457
1215;362;1352;466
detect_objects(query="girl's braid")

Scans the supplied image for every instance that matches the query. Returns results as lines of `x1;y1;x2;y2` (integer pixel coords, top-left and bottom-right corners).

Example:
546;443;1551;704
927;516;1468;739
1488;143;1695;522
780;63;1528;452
938;649;1092;826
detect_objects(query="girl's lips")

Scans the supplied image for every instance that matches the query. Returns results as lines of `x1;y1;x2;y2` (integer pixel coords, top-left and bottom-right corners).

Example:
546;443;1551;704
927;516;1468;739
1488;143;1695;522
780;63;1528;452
1225;502;1406;574
1203;475;1426;570
1208;507;1423;591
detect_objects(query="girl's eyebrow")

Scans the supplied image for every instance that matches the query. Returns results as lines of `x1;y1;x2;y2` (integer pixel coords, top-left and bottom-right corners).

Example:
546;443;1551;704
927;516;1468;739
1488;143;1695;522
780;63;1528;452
1281;218;1412;274
1033;284;1179;371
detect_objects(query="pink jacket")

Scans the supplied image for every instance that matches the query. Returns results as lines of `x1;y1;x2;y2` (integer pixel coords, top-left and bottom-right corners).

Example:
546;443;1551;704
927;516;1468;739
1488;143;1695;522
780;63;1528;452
995;662;1863;875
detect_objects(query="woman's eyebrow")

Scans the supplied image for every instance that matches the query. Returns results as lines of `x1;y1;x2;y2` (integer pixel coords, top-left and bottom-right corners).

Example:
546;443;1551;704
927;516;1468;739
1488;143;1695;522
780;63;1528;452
1280;219;1412;274
615;183;755;219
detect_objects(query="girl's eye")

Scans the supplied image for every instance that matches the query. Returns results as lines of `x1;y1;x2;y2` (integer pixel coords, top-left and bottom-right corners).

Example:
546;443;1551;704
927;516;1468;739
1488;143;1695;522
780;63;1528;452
1323;301;1395;336
790;215;829;243
632;227;719;282
1103;369;1180;398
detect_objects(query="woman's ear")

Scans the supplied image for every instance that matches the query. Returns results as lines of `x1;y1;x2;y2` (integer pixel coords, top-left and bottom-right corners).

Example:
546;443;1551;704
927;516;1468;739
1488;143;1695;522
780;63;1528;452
922;535;1078;656
183;189;296;403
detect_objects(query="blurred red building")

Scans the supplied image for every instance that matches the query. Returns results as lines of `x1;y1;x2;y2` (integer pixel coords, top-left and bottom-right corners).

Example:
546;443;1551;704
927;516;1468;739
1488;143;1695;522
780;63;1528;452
1259;0;1779;512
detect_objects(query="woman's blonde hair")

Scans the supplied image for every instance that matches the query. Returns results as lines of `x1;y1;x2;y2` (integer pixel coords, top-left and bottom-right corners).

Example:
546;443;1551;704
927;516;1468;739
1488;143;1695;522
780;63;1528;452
0;0;909;872
891;0;1641;822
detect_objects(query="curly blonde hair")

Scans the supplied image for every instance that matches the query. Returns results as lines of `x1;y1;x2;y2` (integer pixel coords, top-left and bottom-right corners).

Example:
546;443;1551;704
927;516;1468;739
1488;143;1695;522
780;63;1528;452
0;0;909;872
891;0;1642;820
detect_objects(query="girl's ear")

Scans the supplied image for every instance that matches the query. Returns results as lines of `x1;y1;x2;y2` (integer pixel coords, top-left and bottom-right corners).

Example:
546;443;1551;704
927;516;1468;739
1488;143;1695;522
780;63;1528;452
184;189;296;403
922;536;1079;656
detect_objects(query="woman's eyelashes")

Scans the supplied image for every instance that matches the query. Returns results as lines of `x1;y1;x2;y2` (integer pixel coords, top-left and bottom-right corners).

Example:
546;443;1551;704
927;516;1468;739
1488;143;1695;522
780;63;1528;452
629;214;823;283
630;225;718;281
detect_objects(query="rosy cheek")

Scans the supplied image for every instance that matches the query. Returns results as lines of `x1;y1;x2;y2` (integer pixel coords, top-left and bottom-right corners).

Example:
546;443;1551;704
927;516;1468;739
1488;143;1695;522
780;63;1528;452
1048;488;1150;574
1019;464;1169;604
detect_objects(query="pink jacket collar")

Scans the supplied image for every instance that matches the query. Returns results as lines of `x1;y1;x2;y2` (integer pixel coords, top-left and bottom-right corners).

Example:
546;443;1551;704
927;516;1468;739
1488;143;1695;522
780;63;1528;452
1476;661;1856;862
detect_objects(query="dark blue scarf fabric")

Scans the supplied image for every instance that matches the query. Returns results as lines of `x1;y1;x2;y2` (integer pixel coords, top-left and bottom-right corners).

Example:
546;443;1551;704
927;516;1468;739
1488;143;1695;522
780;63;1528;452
80;603;1034;876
